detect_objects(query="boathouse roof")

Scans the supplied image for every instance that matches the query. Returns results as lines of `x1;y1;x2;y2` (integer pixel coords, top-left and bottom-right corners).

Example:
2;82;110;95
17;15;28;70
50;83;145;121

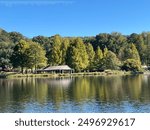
44;65;73;71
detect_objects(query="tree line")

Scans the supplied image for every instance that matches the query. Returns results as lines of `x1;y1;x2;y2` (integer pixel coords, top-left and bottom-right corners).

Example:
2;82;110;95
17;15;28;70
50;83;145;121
0;28;150;72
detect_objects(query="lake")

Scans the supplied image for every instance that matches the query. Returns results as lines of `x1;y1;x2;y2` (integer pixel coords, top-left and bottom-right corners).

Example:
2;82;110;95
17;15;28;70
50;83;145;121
0;75;150;113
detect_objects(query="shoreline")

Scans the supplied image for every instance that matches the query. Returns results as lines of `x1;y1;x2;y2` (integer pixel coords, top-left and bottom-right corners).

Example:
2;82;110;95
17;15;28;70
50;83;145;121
0;70;143;79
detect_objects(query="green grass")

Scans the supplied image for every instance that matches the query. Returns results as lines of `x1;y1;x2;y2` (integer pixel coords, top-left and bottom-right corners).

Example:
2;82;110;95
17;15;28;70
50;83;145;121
0;70;131;79
0;72;17;78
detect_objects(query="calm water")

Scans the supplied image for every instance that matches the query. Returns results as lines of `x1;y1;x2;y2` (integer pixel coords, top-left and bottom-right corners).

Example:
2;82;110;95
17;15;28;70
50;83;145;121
0;75;150;113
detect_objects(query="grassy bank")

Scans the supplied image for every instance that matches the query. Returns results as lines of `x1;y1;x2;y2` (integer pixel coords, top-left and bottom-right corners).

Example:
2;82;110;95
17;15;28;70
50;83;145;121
0;70;132;79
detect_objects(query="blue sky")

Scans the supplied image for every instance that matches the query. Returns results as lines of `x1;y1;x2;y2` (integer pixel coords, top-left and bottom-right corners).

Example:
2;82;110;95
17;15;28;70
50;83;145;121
0;0;150;37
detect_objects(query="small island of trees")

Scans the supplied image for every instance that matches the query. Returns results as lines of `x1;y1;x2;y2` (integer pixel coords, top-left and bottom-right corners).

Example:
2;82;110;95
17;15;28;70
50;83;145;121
0;28;150;74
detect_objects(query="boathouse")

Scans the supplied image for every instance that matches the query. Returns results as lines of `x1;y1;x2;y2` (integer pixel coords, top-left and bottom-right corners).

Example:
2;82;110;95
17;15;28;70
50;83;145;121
38;65;74;73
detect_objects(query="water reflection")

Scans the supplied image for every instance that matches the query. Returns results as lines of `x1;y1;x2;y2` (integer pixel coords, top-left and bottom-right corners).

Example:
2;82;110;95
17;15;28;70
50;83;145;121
0;75;150;113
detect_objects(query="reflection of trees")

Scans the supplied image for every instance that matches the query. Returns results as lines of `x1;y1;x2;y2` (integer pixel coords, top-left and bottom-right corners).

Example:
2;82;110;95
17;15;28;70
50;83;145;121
69;77;95;102
0;78;74;112
0;75;150;112
140;75;150;101
67;76;150;103
46;78;73;108
0;78;34;112
94;76;123;102
45;75;150;106
0;78;49;112
69;76;124;103
122;75;142;100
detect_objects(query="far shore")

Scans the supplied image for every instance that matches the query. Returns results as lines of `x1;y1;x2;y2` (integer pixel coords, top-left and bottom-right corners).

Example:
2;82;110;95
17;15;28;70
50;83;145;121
0;70;146;79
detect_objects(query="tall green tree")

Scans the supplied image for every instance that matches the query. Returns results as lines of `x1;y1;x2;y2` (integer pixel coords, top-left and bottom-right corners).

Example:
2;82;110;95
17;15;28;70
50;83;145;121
141;32;150;65
128;33;146;64
103;47;108;57
66;38;89;72
94;33;110;50
108;32;127;54
129;44;141;61
146;45;150;66
0;41;14;67
47;35;62;65
103;51;121;70
86;43;95;70
94;32;127;55
119;43;141;62
141;32;150;45
11;40;30;73
92;46;103;70
25;41;47;70
61;38;70;65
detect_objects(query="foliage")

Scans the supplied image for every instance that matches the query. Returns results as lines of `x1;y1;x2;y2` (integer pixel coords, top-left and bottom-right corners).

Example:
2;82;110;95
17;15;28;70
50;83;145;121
47;35;62;65
103;51;121;70
146;45;150;66
11;40;29;70
0;41;14;67
92;46;103;70
11;40;47;73
121;59;141;72
61;38;70;65
0;29;10;42
94;32;127;54
119;43;140;62
86;43;95;70
66;38;89;72
25;41;47;69
127;33;146;64
1;28;150;72
9;32;25;43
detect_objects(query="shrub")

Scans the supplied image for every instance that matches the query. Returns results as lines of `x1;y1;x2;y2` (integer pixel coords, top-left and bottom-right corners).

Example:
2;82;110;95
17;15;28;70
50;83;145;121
121;59;141;71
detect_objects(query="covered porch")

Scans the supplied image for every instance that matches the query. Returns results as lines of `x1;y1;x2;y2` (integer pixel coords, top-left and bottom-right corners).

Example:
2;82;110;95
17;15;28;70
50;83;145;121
43;65;74;74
